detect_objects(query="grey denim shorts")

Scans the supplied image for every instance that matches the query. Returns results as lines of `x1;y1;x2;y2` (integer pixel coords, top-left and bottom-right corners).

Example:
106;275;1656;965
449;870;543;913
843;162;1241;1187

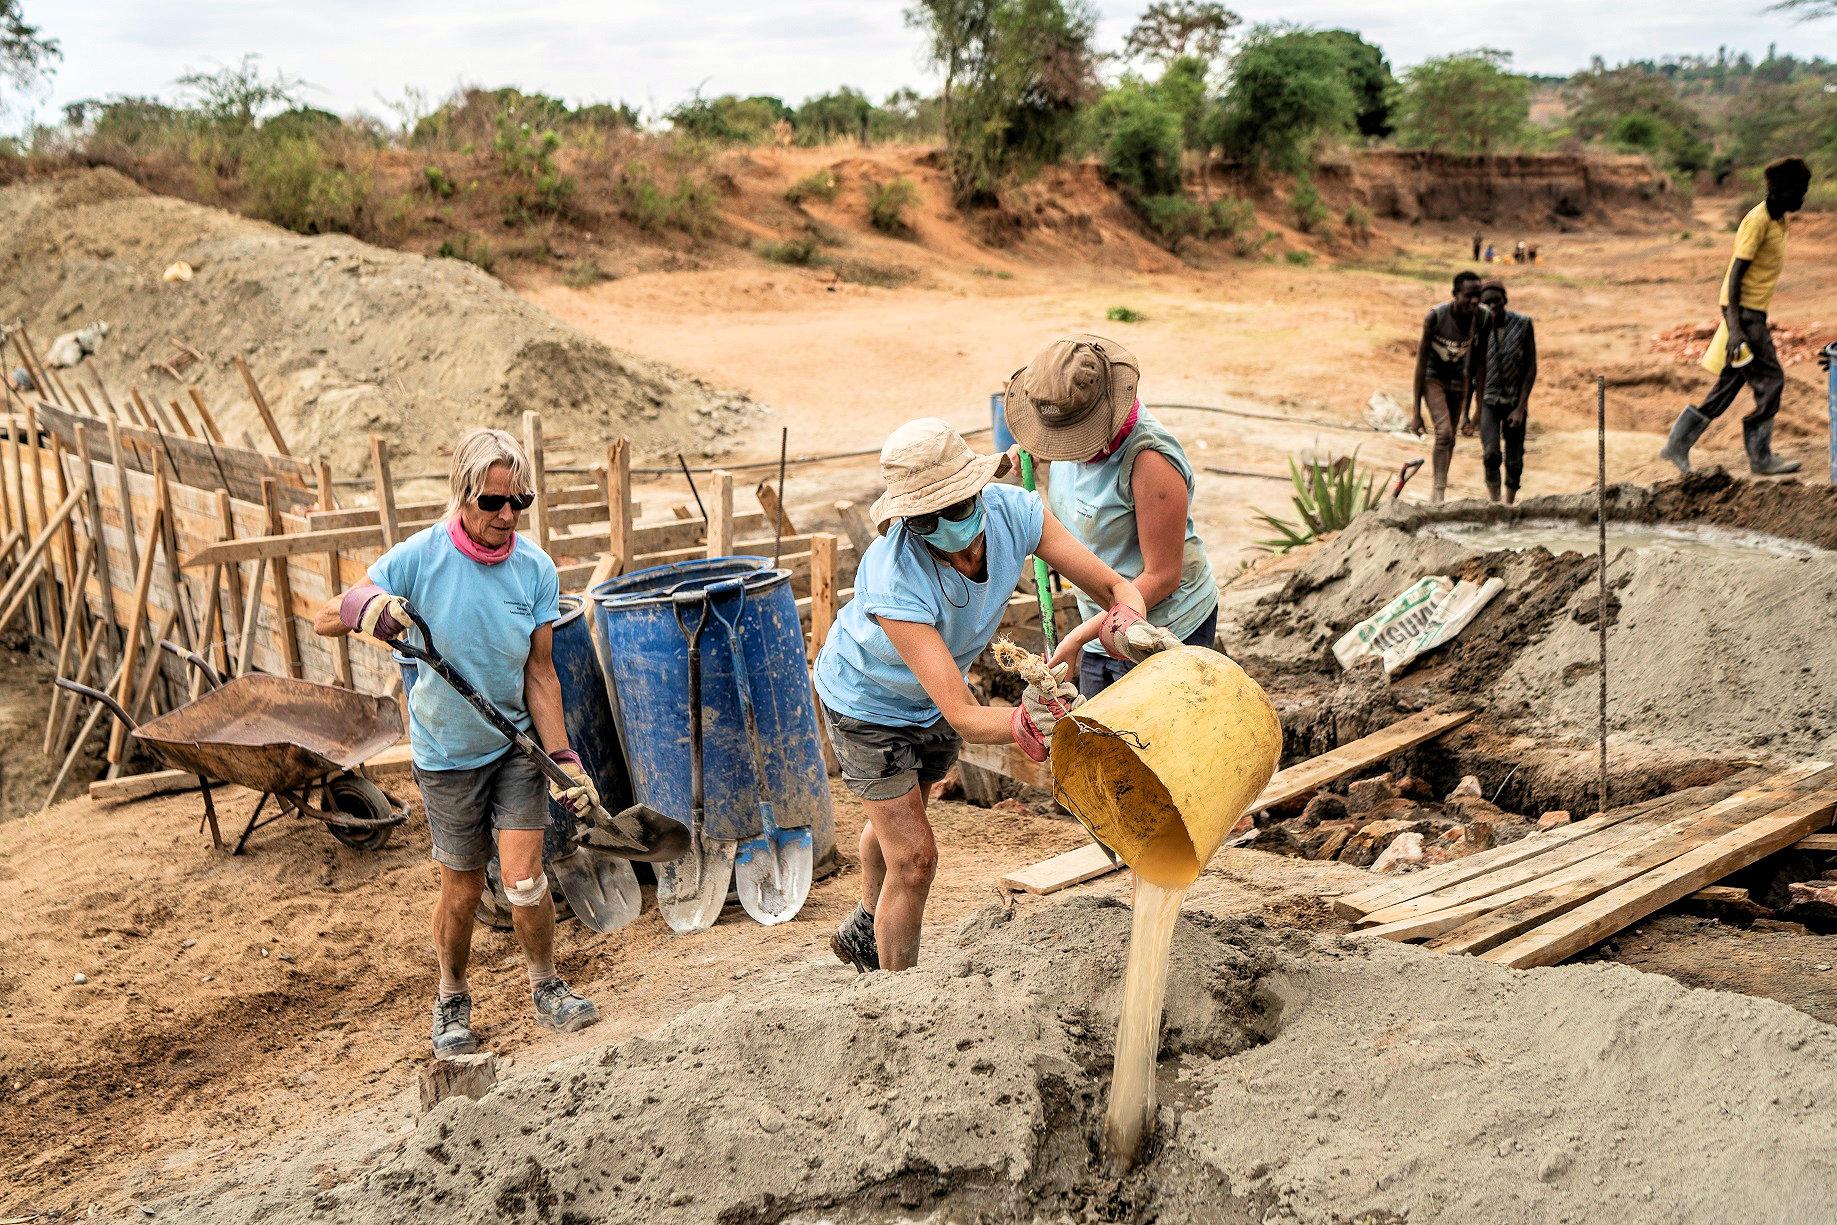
821;707;962;801
412;748;548;871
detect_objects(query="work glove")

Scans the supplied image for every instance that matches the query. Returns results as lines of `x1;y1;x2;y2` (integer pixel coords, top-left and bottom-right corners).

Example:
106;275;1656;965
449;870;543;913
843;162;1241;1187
1011;661;1083;763
547;749;599;819
1098;604;1182;664
339;584;410;643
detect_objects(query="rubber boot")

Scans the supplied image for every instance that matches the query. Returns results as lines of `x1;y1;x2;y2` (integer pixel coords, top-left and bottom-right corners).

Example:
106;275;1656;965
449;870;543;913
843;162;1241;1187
1658;406;1711;475
1744;416;1801;477
1484;477;1502;503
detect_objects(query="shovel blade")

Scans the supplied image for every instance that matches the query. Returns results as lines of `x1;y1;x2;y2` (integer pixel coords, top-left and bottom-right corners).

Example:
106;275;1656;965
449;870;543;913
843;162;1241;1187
734;827;814;926
656;841;735;933
587;803;692;863
549;847;643;934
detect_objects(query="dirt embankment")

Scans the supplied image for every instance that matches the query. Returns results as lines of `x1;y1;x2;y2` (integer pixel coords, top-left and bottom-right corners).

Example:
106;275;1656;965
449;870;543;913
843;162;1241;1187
0;169;758;474
1334;149;1685;230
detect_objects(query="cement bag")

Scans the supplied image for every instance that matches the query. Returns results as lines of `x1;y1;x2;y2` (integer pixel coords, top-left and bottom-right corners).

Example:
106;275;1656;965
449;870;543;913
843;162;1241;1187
45;322;109;368
1334;574;1505;676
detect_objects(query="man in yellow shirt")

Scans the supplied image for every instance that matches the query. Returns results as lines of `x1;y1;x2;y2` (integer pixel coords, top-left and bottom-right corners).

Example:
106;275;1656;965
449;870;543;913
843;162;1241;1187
1660;156;1812;477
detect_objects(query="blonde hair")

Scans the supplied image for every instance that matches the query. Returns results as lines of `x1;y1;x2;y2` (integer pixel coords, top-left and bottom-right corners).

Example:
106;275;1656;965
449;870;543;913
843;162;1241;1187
446;428;533;516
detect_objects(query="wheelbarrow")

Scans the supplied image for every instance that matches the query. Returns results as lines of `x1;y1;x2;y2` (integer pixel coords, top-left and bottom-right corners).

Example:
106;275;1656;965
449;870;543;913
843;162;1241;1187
58;642;407;855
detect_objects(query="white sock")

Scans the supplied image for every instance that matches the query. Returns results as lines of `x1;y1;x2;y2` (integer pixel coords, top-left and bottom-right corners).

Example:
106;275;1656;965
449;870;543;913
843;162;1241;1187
527;960;558;988
438;969;468;1000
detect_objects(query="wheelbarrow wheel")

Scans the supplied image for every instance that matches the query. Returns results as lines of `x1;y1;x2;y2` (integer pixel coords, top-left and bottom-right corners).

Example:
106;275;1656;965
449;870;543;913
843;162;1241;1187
324;774;397;852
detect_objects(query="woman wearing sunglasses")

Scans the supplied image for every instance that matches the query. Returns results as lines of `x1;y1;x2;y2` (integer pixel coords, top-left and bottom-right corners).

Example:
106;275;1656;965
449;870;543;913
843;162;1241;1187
1004;335;1218;698
313;427;600;1056
814;417;1164;973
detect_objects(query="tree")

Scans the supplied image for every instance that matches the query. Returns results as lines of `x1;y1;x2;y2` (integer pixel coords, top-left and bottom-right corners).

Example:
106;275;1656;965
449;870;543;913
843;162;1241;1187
906;0;996;129
1565;64;1712;174
1211;26;1357;172
1769;0;1835;18
1393;49;1531;156
1310;30;1394;139
175;55;306;130
1;0;59;114
1121;1;1239;67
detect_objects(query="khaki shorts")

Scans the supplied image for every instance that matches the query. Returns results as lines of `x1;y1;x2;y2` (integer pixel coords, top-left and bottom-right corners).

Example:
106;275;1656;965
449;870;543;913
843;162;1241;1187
412;748;548;871
821;708;961;802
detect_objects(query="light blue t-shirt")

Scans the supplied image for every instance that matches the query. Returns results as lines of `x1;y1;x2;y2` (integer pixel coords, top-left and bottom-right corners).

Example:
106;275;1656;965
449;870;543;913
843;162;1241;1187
370;525;561;772
815;482;1045;728
1047;409;1216;653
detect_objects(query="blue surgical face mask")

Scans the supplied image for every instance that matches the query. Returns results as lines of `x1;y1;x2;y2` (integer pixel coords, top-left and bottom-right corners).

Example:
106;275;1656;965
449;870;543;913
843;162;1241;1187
917;497;985;553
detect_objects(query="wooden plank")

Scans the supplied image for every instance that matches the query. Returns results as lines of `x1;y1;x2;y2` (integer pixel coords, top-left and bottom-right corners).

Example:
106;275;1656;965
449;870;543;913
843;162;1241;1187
89;768;199;803
1424;766;1837;955
235;356;293;457
706;470;733;559
183;523;396;569
1796;833;1837;852
108;507;165;763
1484;789;1837;969
809;532;837;659
317;461;352;687
371;436;400;549
1001;841;1123;896
524;410;550;551
835;500;877;553
756;480;796;534
363;741;414;778
262;478;302;679
606;439;631;577
186;387;227;446
962;741;1055;793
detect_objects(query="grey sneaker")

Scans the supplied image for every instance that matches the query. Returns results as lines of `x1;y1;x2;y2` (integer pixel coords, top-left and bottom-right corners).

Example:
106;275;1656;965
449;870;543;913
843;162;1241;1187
532;977;599;1033
830;903;880;973
432;993;477;1056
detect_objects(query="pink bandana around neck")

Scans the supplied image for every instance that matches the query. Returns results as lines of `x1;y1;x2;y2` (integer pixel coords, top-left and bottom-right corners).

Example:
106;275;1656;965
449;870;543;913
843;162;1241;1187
1089;400;1142;463
447;515;515;565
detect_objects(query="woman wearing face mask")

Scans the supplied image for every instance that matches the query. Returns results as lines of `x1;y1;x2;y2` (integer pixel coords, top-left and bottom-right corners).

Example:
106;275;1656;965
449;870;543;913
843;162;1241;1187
814;417;1159;974
1004;335;1217;699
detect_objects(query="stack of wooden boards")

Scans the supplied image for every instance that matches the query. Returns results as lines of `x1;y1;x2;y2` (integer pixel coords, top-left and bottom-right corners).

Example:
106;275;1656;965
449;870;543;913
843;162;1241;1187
1335;760;1837;968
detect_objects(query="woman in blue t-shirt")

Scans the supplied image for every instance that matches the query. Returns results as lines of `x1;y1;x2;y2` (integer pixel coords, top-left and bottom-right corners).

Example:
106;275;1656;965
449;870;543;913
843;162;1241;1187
815;417;1174;974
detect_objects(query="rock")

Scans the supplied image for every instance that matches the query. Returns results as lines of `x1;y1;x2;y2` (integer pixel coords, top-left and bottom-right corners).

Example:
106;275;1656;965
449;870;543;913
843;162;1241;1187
1299;792;1349;828
417;1052;498;1112
1345;774;1397;815
1463;819;1497;853
1340;819;1426;869
1446;794;1507;824
1447;775;1483;801
1371;832;1425;874
1537;810;1573;829
72;972;88;985
1308;823;1355;861
1395;774;1436;802
991;798;1030;815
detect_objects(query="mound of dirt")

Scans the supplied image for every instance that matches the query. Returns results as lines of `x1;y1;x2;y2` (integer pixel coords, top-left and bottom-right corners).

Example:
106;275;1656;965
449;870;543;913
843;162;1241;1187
147;890;1837;1224
1232;476;1837;762
0;169;758;473
1339;149;1684;229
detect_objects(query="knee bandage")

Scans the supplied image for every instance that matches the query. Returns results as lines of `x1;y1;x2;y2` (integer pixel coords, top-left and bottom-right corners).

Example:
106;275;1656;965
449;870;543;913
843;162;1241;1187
505;875;547;908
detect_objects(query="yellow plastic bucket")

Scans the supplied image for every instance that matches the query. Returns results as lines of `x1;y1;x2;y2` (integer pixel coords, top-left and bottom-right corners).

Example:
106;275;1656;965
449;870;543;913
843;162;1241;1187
1051;648;1281;888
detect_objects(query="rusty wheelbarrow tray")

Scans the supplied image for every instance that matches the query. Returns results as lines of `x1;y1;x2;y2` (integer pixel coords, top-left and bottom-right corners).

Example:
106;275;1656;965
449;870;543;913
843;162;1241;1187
59;643;407;854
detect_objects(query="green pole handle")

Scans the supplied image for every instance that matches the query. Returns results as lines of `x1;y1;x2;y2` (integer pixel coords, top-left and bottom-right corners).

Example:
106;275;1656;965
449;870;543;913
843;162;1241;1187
1018;449;1056;656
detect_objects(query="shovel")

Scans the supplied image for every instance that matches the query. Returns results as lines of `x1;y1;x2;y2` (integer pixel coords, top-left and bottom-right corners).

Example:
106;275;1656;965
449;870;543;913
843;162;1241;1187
390;605;687;934
709;579;813;925
1389;457;1425;503
656;589;736;933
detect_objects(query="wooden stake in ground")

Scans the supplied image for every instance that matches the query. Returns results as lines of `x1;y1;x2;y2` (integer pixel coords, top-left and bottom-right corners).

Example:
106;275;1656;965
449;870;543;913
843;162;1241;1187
523;410;550;552
235;356;293;457
1595;374;1608;819
370;435;400;548
108;508;166;764
706;470;733;559
316;459;352;686
214;491;246;676
605;439;632;578
261;477;303;679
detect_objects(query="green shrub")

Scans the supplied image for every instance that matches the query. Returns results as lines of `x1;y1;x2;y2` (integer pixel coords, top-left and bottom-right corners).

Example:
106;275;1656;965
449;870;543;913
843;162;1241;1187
758;234;820;265
1204;195;1256;240
973;266;1015;279
422;164;456;198
1284;249;1315;266
1254;454;1378;551
867;177;917;234
1090;81;1185;200
435;236;496;273
615;163;718;236
785;168;839;205
494;110;573;220
563;258;609;287
1291;175;1329;234
243;135;368;234
1343;203;1373;241
1105;306;1143;323
1137;192;1202;250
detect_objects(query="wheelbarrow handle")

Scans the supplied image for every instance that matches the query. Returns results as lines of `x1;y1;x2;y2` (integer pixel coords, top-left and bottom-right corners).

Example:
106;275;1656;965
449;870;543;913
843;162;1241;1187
159;639;226;690
55;676;137;732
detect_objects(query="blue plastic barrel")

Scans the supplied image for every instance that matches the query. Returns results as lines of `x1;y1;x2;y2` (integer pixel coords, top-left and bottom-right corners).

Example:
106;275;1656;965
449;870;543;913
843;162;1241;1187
592;556;835;863
396;594;634;861
991;391;1015;453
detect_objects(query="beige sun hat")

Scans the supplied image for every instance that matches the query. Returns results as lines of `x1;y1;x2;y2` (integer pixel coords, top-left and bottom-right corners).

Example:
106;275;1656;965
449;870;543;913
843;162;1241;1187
868;417;1012;533
1002;334;1141;461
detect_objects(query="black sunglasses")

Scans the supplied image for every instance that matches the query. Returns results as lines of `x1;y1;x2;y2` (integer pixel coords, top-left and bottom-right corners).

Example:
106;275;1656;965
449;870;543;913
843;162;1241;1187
475;492;535;513
907;496;978;536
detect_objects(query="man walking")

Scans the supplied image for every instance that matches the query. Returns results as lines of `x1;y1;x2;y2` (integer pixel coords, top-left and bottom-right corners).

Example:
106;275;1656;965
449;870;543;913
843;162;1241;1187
1410;271;1488;503
1659;156;1812;476
1469;279;1536;504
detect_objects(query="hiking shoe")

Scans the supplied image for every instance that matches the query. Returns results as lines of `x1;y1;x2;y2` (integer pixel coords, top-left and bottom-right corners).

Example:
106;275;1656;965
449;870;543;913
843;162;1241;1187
432;993;478;1057
830;903;880;973
532;977;600;1033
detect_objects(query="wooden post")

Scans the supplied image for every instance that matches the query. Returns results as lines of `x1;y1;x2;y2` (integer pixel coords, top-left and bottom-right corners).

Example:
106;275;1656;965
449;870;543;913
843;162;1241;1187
235;356;293;457
809;532;838;659
705;470;733;559
48;436;85;653
11;326;57;408
234;557;269;677
522;411;550;551
606;439;631;577
166;396;200;440
0;417;16;540
0;487;84;622
73;426;120;661
108;507;165;763
316;459;352;686
262;477;302;679
214;491;246;675
120;389;153;429
371;435;400;548
756;481;797;534
42;543;94;753
88;368;121;421
186;387;227;446
154;470;200;652
50;621;105;756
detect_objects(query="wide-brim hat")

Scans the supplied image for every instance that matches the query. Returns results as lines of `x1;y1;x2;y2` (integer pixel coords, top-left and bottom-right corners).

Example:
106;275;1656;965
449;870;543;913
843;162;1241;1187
1002;334;1140;461
868;417;1012;533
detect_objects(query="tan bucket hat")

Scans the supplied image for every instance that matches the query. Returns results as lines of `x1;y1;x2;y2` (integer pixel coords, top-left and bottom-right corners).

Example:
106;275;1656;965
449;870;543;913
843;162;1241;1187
869;417;1012;533
1002;334;1140;461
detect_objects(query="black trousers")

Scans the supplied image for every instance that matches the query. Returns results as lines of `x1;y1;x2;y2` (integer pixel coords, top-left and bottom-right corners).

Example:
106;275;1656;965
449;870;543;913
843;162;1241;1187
1698;308;1784;427
1480;401;1525;490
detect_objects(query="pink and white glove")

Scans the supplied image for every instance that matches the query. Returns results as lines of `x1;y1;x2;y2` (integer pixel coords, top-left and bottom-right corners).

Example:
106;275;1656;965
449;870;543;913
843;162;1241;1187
339;583;410;643
548;749;599;818
1098;604;1182;664
1010;662;1082;763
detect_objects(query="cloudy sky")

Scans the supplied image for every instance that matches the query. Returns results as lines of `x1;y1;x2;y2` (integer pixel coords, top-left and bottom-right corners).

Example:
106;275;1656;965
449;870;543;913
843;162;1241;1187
11;1;1836;129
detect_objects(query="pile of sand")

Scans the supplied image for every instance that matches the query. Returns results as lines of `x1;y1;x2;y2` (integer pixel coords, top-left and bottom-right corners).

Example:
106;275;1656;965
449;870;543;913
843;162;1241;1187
1232;475;1837;762
0;170;758;474
147;888;1837;1223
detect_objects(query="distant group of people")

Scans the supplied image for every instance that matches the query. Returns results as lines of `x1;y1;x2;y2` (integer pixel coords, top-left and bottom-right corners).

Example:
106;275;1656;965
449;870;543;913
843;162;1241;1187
1471;232;1538;265
1410;271;1538;504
